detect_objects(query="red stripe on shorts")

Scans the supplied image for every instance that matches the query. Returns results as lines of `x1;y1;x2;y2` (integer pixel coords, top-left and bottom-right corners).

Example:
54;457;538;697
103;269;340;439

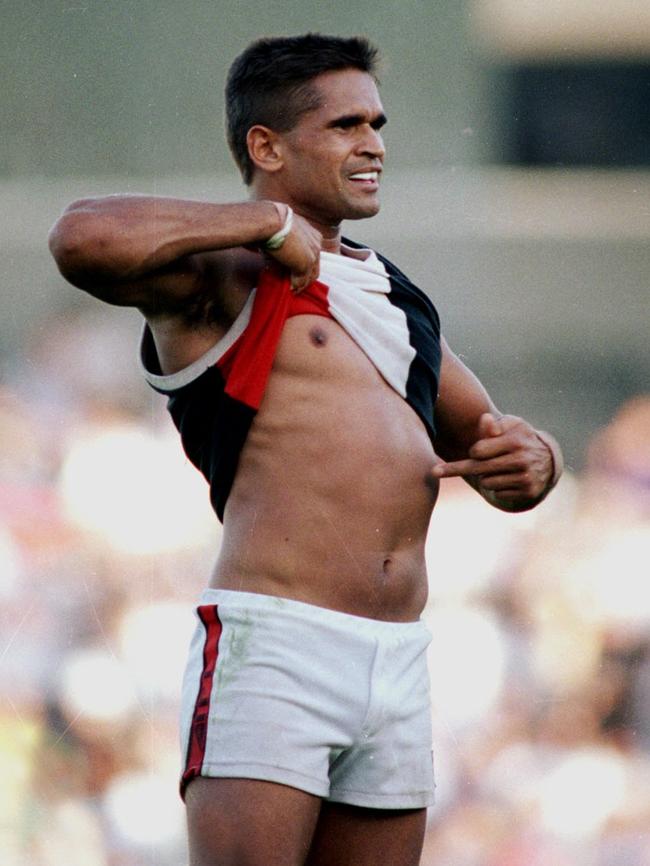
180;604;223;799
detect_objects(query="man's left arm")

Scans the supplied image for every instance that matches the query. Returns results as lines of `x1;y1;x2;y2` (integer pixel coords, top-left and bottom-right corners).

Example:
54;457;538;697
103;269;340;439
431;337;563;512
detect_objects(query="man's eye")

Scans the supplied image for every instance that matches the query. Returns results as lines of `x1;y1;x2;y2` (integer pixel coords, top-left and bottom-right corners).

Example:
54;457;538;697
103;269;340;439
331;117;361;131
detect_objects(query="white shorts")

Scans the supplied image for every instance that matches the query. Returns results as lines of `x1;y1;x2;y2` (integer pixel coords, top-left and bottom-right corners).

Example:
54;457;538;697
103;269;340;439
179;589;435;809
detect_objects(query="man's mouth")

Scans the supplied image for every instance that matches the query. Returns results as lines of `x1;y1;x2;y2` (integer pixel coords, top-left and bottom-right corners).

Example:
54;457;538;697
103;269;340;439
348;171;380;185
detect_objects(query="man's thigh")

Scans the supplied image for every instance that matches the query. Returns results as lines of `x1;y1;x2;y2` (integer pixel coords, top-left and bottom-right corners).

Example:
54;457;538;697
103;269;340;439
305;801;427;866
185;777;322;866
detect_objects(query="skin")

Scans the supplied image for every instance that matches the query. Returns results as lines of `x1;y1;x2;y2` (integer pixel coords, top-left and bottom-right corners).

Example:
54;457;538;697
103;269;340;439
49;66;561;866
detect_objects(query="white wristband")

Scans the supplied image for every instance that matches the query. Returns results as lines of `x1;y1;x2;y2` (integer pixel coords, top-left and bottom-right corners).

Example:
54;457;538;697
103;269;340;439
262;205;293;251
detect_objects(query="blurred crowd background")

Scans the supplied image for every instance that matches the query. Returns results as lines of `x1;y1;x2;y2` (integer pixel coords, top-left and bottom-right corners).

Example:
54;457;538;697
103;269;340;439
2;2;649;864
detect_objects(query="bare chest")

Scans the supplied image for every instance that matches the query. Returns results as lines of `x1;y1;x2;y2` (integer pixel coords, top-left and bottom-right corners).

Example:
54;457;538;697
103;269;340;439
272;313;391;389
254;314;435;471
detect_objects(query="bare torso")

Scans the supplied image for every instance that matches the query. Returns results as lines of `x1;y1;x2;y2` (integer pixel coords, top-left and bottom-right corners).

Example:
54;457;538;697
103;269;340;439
210;310;439;621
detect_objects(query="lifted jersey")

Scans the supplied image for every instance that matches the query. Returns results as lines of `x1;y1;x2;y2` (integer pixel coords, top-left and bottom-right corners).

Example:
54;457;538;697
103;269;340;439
141;242;442;521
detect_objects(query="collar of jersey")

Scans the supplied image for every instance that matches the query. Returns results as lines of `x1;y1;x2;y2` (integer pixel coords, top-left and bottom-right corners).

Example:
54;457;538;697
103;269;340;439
319;246;390;294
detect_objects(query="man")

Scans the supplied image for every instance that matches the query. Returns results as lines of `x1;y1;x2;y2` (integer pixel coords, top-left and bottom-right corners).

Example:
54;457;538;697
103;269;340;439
49;34;562;866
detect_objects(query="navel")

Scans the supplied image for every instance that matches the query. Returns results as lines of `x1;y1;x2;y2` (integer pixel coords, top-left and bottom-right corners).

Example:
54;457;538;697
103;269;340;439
309;325;328;347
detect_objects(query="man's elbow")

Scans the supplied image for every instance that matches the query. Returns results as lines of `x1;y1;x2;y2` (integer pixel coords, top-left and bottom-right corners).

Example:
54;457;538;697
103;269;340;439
48;200;111;288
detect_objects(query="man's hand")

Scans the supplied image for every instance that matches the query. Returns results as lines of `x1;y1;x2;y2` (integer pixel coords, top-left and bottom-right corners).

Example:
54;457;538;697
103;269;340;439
431;413;559;511
266;210;323;293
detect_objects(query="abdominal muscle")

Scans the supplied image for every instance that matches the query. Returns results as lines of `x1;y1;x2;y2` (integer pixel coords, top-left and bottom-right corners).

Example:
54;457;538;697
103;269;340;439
210;315;439;622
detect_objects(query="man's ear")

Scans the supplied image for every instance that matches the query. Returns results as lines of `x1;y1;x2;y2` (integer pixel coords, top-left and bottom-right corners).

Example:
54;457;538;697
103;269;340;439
246;125;285;175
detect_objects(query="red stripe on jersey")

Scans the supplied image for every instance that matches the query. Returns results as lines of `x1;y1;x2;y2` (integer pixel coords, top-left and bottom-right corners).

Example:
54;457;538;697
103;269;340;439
180;604;223;800
217;267;332;411
287;279;330;318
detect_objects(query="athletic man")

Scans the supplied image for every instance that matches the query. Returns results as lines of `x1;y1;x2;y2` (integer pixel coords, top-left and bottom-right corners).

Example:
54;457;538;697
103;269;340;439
49;34;562;866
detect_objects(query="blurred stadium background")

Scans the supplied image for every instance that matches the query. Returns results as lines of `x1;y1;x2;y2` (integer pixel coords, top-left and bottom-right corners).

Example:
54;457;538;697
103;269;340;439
1;2;649;864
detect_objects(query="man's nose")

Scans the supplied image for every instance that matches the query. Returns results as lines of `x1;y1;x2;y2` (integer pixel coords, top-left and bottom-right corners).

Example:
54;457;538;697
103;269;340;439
358;126;385;159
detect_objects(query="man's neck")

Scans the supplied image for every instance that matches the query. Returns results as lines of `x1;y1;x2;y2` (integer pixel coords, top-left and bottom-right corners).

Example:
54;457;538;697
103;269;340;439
320;229;342;254
250;188;343;254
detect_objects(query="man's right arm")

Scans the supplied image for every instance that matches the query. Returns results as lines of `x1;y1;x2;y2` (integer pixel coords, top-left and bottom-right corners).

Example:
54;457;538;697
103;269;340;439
48;195;321;314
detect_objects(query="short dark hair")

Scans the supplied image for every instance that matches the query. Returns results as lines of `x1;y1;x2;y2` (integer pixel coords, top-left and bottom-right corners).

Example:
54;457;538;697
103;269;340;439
225;34;379;185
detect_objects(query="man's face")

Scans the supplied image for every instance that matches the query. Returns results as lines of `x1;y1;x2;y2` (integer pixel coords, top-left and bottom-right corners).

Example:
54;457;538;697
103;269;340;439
275;68;386;227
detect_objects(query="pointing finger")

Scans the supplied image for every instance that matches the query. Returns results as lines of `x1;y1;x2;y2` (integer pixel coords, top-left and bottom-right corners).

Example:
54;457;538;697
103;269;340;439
431;455;520;479
431;459;482;479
